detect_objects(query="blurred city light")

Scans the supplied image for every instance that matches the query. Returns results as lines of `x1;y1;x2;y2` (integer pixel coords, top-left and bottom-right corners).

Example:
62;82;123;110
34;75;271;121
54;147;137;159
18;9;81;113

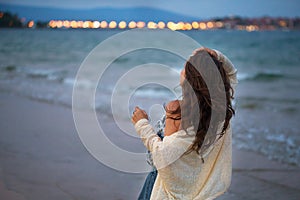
43;18;297;31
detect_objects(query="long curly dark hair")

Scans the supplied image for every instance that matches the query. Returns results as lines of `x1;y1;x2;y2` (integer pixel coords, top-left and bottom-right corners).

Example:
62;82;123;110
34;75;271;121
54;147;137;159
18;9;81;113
180;49;235;156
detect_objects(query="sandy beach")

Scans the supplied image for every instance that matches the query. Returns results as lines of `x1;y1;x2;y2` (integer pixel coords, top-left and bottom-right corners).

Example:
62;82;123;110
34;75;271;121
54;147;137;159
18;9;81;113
0;91;299;200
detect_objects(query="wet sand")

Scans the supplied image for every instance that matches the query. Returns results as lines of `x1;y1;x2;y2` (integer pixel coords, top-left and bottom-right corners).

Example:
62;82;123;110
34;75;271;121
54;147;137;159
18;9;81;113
0;92;299;200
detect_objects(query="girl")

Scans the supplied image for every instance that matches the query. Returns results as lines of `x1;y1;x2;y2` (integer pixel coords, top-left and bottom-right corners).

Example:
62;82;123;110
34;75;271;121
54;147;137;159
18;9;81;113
132;48;237;200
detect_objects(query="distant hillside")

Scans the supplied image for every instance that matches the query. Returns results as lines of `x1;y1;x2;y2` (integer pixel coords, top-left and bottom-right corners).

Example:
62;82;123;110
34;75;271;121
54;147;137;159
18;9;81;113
0;3;200;22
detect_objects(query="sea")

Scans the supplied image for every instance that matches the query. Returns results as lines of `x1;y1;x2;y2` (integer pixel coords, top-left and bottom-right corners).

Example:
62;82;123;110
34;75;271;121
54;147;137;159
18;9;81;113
1;28;300;166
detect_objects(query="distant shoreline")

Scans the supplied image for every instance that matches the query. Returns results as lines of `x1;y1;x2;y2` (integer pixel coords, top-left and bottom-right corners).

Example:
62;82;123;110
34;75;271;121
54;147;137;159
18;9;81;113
1;10;300;31
1;28;300;33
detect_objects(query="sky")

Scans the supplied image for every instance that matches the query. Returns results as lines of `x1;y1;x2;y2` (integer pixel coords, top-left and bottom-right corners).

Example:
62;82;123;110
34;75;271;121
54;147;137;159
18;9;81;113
1;0;300;18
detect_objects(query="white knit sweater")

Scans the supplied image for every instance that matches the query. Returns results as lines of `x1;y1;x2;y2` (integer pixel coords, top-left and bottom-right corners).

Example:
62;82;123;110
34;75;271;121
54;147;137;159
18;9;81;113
134;51;237;200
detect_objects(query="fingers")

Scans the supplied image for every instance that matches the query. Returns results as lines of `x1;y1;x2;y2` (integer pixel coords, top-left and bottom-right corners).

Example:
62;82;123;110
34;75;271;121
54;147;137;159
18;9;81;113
135;106;143;111
131;106;148;124
134;106;147;116
131;114;138;124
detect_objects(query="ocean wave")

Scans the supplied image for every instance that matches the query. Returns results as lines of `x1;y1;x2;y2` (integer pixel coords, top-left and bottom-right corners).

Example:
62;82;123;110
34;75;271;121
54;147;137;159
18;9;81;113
1;65;68;82
233;126;300;166
237;73;252;81
238;71;285;81
63;78;94;89
25;69;67;81
251;72;285;81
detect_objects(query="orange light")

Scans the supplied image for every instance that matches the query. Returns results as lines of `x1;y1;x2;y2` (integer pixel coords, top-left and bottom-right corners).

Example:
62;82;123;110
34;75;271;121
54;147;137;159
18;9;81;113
174;22;183;30
93;21;100;28
101;21;108;28
70;20;77;28
128;21;137;29
88;21;93;28
109;21;117;29
279;20;287;27
167;21;176;30
49;20;56;28
118;21;127;29
46;19;221;31
192;21;199;29
216;21;223;28
184;23;192;30
246;25;257;32
0;12;3;18
77;21;83;28
28;20;34;28
136;21;145;28
207;22;214;29
199;22;207;30
63;20;70;28
147;21;157;29
83;21;89;28
56;20;63;28
157;21;165;29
